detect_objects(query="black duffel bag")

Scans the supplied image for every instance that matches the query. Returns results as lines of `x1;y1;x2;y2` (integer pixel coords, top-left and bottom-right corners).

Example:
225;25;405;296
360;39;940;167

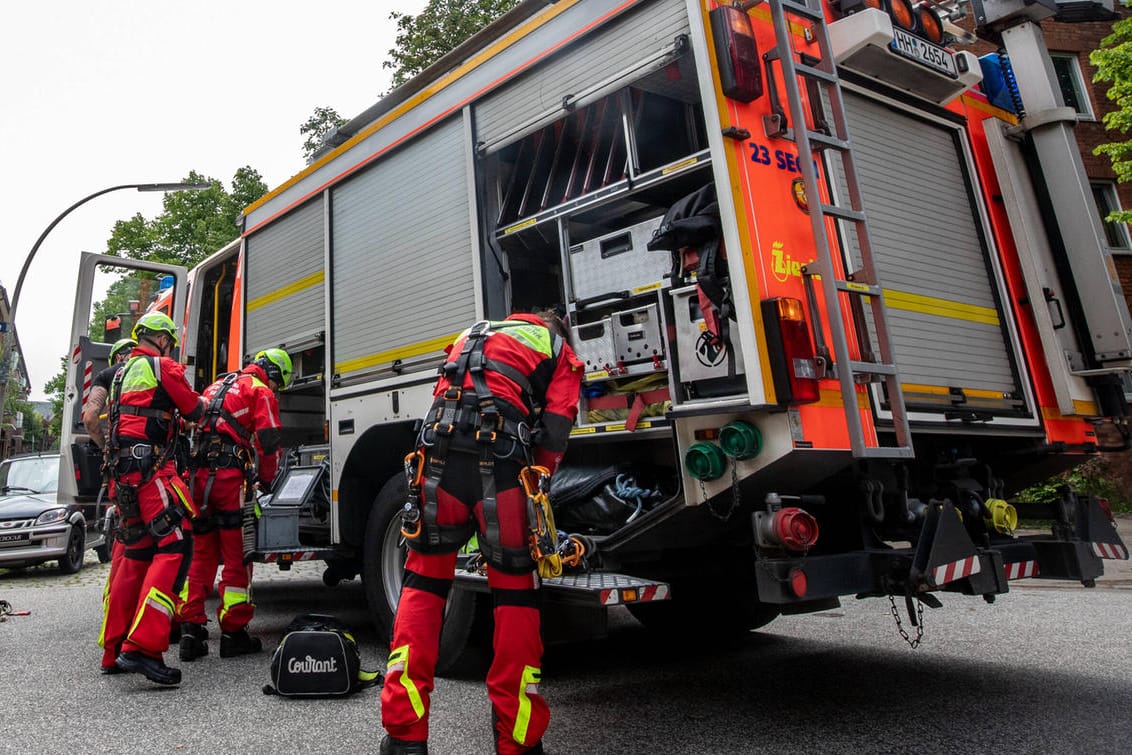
263;614;382;697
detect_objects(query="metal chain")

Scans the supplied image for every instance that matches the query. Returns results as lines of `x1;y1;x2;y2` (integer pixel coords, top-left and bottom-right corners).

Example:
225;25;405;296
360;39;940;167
888;594;924;649
705;463;740;521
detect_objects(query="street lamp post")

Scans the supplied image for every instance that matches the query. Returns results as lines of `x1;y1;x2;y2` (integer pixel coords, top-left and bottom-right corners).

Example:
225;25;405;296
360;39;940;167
0;182;210;456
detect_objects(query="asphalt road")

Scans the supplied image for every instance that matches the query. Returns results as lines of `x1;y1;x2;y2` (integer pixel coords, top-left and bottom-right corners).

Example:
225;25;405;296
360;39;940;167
1;528;1130;755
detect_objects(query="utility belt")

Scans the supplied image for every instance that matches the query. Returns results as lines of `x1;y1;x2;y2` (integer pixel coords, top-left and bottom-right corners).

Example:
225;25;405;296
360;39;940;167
190;439;252;471
113;443;168;478
420;392;532;463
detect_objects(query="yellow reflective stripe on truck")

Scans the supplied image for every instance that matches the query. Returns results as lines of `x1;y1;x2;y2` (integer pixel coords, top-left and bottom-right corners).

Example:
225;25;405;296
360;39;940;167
883;289;1001;326
334;333;458;376
246;271;325;312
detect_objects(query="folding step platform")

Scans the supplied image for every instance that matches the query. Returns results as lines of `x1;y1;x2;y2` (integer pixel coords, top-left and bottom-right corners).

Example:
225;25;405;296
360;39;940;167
457;569;671;607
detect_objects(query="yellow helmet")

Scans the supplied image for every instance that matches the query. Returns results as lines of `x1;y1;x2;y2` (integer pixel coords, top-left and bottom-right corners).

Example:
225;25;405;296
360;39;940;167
132;312;178;346
254;348;293;389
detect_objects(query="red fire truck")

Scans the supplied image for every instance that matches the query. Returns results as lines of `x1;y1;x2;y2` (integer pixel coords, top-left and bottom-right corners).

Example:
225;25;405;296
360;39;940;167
62;0;1129;667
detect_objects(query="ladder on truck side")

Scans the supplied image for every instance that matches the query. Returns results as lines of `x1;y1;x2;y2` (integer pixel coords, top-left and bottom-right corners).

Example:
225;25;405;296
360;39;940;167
761;0;912;458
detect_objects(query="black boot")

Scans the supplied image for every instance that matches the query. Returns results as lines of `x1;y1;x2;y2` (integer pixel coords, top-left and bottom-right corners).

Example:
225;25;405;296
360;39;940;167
179;623;209;662
379;735;429;755
115;651;182;685
219;628;263;657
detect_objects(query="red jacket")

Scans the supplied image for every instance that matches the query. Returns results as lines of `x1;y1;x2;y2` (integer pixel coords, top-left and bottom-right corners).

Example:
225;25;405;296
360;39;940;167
434;313;583;472
111;344;203;445
199;363;284;485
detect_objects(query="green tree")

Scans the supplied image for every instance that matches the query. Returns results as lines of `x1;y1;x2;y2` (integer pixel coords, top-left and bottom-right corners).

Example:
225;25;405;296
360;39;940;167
43;167;267;432
301;106;347;163
1092;5;1132;223
43;356;67;445
384;0;519;90
107;168;267;267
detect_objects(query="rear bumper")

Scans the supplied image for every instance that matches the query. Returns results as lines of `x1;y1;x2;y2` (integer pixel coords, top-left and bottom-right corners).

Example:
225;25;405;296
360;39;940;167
754;533;1127;604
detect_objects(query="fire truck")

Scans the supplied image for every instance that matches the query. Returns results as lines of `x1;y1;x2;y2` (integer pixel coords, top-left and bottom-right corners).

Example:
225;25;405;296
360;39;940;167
62;0;1130;667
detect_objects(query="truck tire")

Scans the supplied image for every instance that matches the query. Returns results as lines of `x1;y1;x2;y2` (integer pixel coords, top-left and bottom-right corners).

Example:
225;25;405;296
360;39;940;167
362;473;477;676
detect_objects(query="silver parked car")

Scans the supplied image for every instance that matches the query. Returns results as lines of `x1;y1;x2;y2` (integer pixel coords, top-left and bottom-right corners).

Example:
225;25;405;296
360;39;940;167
0;453;111;573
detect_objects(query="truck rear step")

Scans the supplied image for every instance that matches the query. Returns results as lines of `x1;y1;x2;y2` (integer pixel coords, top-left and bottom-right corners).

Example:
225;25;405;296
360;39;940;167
456;570;670;607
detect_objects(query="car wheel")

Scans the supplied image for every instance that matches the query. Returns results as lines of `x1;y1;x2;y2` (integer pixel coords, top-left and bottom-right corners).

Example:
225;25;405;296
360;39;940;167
58;525;85;574
361;473;477;676
94;541;112;564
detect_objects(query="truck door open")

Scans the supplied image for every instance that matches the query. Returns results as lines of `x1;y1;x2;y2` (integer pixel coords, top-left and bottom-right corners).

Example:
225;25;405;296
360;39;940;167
58;253;187;514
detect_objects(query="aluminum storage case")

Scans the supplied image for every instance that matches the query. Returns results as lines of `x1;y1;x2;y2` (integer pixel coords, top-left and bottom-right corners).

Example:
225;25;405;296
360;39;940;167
612;302;664;366
568;215;669;301
571;317;617;375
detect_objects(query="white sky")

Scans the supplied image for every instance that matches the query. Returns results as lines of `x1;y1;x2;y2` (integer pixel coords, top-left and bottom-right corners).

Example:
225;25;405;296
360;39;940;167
0;0;428;400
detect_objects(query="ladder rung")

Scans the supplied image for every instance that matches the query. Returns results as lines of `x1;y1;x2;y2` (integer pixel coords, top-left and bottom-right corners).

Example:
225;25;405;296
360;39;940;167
861;446;916;459
834;279;882;297
781;0;826;21
795;62;838;84
808;131;850;152
820;203;865;222
849;361;898;376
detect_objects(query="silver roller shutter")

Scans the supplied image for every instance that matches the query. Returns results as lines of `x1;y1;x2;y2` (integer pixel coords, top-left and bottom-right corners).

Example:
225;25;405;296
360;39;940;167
331;116;475;380
475;0;690;153
831;93;1023;404
245;198;324;355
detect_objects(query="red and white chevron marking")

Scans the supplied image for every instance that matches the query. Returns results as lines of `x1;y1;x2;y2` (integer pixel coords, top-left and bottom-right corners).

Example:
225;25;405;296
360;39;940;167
1005;560;1039;580
1091;542;1129;560
600;583;670;606
81;361;93;410
933;555;982;586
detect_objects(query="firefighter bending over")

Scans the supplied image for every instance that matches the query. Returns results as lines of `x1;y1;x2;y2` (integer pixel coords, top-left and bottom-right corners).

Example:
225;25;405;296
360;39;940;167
104;312;205;685
178;348;290;661
380;311;583;755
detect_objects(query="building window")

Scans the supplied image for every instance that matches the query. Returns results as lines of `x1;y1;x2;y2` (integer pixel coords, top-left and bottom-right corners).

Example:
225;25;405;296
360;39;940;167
1050;53;1094;119
1091;182;1131;252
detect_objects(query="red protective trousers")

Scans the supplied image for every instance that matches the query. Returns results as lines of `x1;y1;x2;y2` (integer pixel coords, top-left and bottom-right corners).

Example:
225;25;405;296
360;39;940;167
98;538;126;668
178;468;253;631
104;462;195;661
381;464;548;755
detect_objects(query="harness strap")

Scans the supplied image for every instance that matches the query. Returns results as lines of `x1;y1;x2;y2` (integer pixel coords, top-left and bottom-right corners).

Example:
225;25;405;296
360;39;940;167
118;405;173;421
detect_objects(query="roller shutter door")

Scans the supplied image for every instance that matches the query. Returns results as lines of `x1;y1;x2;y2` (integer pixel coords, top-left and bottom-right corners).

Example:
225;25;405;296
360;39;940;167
475;0;689;152
831;93;1025;412
245;198;324;355
331;116;475;380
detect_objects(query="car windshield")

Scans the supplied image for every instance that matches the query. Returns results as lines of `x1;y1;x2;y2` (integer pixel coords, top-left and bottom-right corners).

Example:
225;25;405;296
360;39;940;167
0;456;59;494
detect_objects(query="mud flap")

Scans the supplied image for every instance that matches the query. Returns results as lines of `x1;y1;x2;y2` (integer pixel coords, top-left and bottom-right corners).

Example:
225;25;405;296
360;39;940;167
1077;495;1129;561
911;502;1005;594
1032;494;1128;582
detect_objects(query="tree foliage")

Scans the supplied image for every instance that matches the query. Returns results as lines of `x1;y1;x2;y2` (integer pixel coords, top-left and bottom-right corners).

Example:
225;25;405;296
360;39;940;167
301;106;347;163
106;168;267;267
43;168;267;429
384;0;519;90
1091;4;1132;223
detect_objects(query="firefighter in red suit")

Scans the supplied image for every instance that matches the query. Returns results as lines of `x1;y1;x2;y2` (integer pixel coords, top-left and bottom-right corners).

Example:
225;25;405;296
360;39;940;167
381;311;583;755
105;312;205;685
177;348;290;661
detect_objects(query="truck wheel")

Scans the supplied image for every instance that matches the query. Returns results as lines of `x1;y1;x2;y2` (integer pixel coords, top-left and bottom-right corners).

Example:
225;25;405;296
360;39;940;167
362;473;477;676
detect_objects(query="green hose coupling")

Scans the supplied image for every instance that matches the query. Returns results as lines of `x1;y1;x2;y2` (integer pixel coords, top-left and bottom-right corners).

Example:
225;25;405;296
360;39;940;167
685;441;728;481
719;420;762;460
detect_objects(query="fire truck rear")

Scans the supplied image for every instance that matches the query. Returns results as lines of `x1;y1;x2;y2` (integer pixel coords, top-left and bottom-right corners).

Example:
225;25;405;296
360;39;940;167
61;0;1131;667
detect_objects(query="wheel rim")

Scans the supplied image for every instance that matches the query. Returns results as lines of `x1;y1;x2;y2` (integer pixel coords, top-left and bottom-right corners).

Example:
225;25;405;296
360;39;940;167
380;517;407;613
